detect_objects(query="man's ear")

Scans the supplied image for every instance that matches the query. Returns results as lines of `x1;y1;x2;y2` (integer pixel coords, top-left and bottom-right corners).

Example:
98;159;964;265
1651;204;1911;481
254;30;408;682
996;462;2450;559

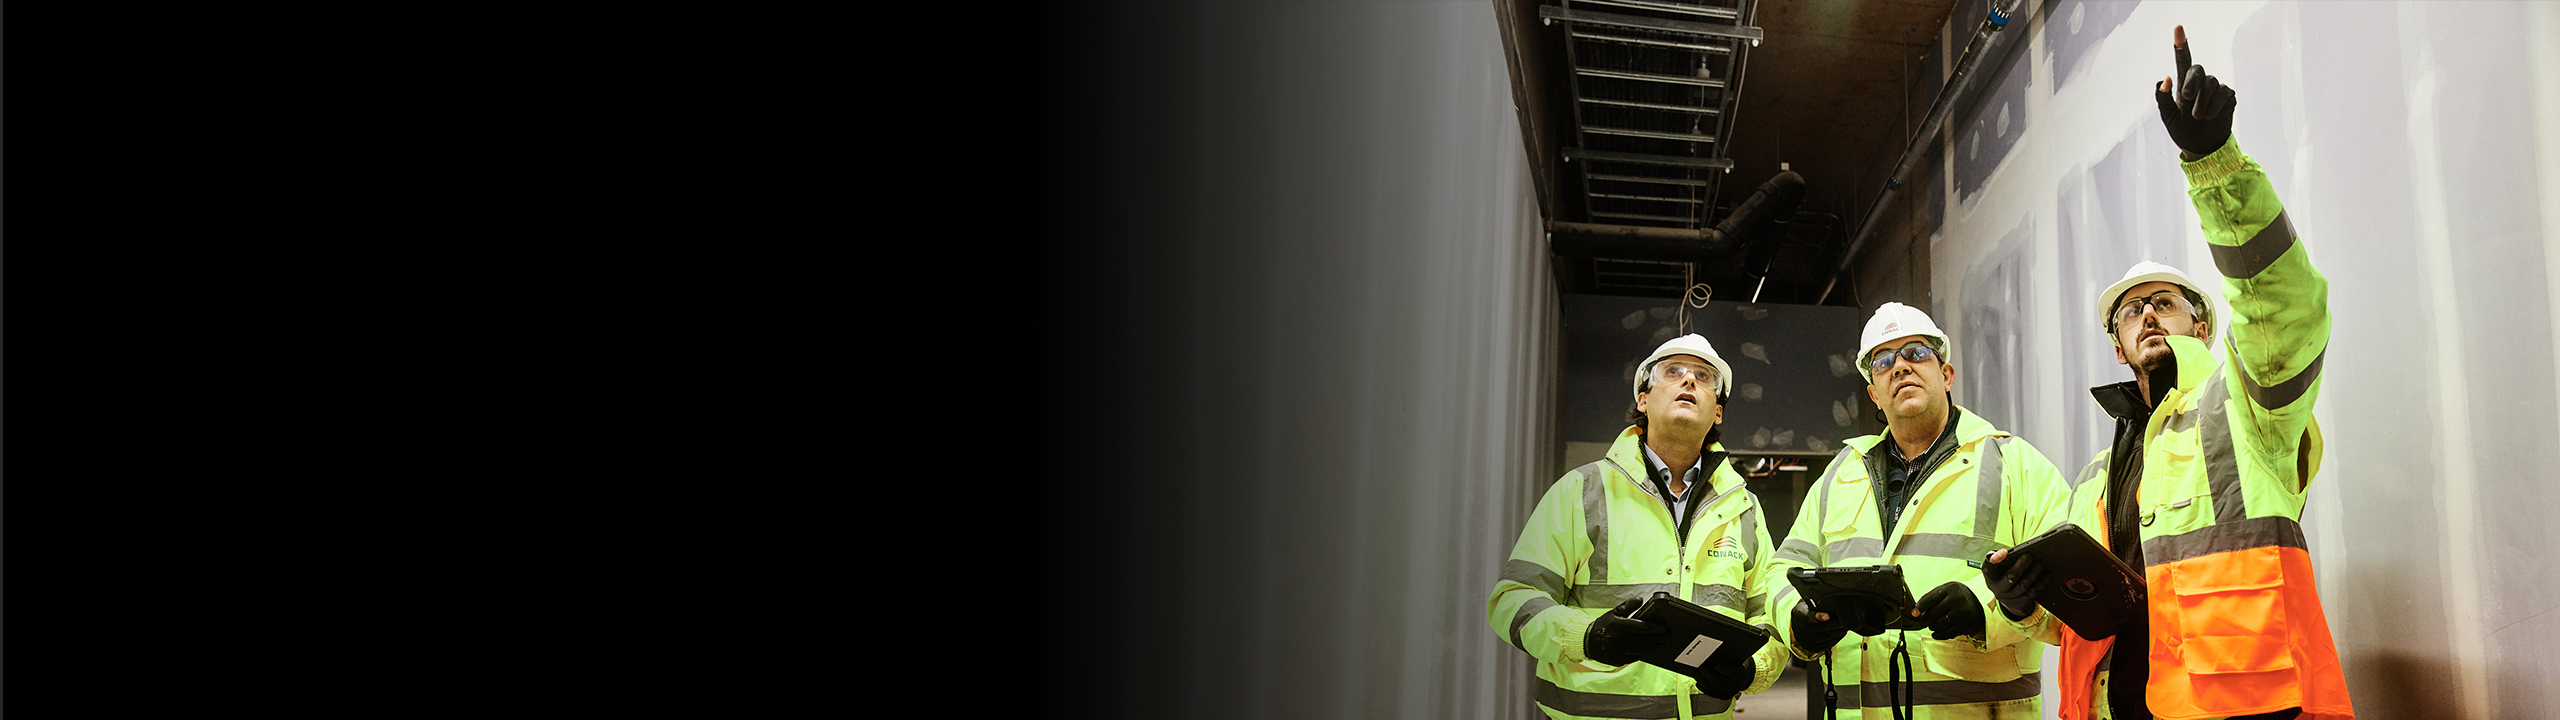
1940;357;1956;389
2194;320;2213;345
2112;337;2130;366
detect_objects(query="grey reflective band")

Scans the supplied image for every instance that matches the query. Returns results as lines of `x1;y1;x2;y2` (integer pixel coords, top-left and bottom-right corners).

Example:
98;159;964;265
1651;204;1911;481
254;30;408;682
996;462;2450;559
1777;539;1821;566
2208;209;2297;280
1975;437;2006;541
1899;533;2008;561
1850;672;2044;707
1827;536;1886;561
2198;368;2250;525
1691;583;1745;612
1746;592;1768;616
1533;676;1733;718
2231;336;2328;411
1737;500;1761;572
1767;584;1800;617
2142;514;2308;566
1583;465;1612;582
2164;407;2199;434
1815;447;1855;559
1577;582;1680;608
1830;681;1862;709
1511;596;1557;651
2073;454;2108;490
1506;559;1570;600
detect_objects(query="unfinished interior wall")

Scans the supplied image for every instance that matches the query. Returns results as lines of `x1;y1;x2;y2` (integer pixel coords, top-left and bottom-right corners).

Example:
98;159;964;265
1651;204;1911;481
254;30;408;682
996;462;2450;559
1038;3;1558;719
1922;2;2560;716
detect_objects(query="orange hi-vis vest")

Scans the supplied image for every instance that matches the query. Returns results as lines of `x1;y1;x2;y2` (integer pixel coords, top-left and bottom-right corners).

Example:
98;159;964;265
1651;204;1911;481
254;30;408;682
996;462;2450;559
2055;136;2353;720
2055;337;2352;720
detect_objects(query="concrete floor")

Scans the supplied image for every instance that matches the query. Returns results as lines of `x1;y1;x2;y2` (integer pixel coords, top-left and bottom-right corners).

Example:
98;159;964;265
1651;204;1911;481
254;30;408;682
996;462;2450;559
1732;660;1811;718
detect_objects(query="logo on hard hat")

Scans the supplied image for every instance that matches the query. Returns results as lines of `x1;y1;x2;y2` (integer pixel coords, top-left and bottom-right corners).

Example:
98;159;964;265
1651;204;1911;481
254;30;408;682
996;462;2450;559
1883;322;1899;333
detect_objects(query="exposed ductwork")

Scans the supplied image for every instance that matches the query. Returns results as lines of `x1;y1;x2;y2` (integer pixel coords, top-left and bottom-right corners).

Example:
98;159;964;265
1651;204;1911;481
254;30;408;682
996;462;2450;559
1546;169;1804;263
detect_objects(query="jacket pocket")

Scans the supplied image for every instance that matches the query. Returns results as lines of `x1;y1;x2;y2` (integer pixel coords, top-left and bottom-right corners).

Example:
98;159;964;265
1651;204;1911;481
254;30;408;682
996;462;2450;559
2163;546;2294;674
1918;636;2022;683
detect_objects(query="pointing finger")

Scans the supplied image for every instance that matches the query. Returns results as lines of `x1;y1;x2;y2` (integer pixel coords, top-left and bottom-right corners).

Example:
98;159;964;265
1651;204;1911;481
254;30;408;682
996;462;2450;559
2174;25;2191;73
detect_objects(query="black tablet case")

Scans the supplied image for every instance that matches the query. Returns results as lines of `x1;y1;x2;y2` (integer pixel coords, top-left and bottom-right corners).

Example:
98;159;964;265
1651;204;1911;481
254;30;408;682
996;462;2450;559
1630;592;1769;674
2003;523;2147;641
1784;565;1928;632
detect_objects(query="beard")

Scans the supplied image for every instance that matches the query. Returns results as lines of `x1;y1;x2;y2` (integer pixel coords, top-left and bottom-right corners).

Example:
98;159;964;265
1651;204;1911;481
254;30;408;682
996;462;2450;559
2123;323;2181;374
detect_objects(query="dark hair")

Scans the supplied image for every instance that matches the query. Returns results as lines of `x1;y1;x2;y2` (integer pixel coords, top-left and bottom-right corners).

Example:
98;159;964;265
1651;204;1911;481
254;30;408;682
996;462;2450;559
2106;285;2213;335
1627;375;1727;448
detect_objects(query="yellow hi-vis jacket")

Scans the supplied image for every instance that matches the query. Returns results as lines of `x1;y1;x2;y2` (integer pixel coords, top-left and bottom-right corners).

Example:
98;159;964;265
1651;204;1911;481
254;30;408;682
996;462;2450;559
1765;406;2075;719
1489;426;1786;720
2045;137;2352;720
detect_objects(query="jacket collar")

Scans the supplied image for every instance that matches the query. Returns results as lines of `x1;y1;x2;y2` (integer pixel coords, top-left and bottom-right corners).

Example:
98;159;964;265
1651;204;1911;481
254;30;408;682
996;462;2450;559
1605;425;1737;499
1845;403;2004;459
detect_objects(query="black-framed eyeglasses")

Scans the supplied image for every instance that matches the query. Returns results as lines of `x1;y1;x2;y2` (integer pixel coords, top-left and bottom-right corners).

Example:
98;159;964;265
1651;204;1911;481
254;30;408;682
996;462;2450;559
2113;290;2196;328
1867;341;1940;376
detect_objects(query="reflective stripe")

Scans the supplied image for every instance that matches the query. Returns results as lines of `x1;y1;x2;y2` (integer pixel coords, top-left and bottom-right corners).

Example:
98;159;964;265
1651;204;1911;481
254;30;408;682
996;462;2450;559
1511;596;1557;651
2232;336;2327;411
1583;465;1612;581
2141;514;2307;566
1815;448;1855;559
1830;681;1863;709
1777;539;1821;566
2198;365;2249;525
1827;536;1885;561
1746;592;1767;617
1898;533;2008;561
1737;499;1761;573
1857;671;2044;706
1691;583;1745;612
1768;584;1800;618
1533;676;1731;718
1975;437;2007;541
2163;406;2199;434
1505;559;1569;599
1577;582;1680;608
2072;454;2109;490
2208;209;2296;280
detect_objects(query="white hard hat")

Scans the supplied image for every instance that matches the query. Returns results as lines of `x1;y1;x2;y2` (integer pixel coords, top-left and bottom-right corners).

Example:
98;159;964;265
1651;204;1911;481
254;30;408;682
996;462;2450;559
1856;302;1952;382
2097;261;2215;333
1633;333;1735;399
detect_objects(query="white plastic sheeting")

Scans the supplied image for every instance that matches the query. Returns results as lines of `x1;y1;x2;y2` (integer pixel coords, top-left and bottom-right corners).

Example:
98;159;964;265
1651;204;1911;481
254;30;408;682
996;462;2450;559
1928;2;2560;717
1039;3;1557;719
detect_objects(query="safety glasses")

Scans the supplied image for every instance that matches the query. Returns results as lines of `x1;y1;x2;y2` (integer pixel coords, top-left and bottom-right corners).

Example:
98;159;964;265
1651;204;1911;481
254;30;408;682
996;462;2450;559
1652;361;1720;388
2112;290;2196;329
1866;341;1940;376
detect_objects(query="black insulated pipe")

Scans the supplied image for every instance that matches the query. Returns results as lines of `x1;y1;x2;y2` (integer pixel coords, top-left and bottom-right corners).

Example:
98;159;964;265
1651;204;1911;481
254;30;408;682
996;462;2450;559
1815;0;2027;305
1547;170;1806;264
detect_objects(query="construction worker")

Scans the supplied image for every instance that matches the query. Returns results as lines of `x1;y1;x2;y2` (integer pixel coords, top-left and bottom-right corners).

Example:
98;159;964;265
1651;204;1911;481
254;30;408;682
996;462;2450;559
1764;302;2075;719
1488;334;1786;720
2015;26;2353;720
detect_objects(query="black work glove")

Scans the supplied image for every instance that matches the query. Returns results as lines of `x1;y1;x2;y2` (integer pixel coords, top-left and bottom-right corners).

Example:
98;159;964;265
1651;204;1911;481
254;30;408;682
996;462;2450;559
2155;24;2236;159
1913;581;1987;641
1584;598;1670;666
1789;598;1849;654
1692;651;1757;700
1984;548;2049;621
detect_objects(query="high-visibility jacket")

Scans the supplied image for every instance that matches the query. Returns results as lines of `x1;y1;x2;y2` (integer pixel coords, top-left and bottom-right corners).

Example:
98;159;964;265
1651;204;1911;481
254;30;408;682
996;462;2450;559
1489;426;1786;720
1766;406;2075;719
2046;137;2352;720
